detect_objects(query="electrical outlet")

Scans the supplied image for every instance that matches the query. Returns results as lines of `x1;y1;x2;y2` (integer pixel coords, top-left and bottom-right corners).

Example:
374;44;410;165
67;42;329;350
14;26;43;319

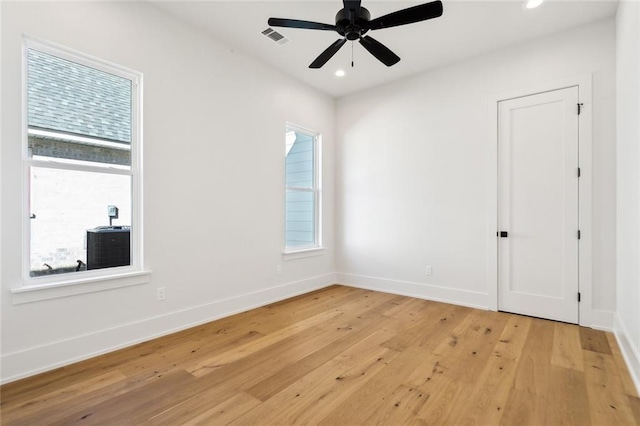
425;266;433;276
276;265;282;275
157;287;166;301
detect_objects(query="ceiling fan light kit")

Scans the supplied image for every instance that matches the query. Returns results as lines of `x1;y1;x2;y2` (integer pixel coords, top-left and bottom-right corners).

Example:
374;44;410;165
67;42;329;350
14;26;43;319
268;0;444;69
525;0;544;9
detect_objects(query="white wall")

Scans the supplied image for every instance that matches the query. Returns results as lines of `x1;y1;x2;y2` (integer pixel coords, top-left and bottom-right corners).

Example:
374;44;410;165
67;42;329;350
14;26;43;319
336;20;616;321
615;0;640;392
0;1;336;383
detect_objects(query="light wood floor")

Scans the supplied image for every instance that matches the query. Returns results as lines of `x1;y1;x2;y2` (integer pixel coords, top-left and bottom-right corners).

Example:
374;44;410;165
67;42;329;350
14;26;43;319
1;285;639;425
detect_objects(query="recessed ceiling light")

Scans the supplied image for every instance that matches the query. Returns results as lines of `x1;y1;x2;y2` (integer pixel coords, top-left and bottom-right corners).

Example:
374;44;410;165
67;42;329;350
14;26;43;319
335;69;346;77
525;0;543;9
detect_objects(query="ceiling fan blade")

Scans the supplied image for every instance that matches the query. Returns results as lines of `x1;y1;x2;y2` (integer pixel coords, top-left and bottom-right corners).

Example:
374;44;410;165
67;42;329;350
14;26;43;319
368;1;443;31
268;18;337;31
343;0;361;22
309;38;347;69
359;35;400;67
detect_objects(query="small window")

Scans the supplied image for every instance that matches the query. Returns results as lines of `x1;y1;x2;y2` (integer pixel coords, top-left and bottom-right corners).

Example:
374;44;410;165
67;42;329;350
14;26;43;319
24;40;142;283
285;124;321;252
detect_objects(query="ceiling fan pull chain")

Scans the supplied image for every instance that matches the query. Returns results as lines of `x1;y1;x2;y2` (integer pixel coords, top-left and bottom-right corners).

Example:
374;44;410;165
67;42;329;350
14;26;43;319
351;41;354;67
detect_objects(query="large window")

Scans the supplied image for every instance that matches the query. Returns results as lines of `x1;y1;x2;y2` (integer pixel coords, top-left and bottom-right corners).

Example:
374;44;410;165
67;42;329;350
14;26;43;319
285;124;321;252
24;39;142;283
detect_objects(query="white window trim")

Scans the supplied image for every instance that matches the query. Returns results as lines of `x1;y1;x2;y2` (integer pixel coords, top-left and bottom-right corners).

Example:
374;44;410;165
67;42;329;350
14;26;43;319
282;247;325;261
11;271;150;304
17;36;148;301
284;123;323;255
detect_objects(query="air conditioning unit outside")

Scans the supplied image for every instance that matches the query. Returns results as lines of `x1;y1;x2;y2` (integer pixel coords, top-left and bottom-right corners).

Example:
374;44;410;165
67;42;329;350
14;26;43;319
86;226;131;270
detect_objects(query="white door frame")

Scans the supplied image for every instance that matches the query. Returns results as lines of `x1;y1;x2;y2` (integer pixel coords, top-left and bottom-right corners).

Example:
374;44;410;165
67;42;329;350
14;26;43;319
486;74;593;327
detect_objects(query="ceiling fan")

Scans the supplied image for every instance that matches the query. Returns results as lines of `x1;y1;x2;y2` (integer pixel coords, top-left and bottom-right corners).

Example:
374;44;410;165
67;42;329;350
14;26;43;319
268;0;444;69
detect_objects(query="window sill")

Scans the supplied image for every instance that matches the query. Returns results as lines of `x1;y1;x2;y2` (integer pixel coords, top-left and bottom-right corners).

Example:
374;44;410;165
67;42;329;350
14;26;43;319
11;270;151;305
282;247;325;261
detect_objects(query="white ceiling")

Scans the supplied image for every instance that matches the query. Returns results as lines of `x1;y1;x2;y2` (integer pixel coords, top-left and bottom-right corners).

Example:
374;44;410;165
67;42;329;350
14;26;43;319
151;0;618;98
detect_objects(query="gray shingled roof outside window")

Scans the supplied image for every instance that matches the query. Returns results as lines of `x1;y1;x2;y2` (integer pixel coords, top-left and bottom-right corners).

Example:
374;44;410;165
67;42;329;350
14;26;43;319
27;49;131;144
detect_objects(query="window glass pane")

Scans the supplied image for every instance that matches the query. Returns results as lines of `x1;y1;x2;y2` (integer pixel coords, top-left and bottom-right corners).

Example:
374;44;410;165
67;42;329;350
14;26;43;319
285;190;315;248
30;167;132;277
285;132;314;188
27;49;132;167
27;49;132;143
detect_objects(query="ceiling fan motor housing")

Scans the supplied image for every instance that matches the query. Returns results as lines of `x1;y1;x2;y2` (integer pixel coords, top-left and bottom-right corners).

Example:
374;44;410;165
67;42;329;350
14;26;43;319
335;7;371;40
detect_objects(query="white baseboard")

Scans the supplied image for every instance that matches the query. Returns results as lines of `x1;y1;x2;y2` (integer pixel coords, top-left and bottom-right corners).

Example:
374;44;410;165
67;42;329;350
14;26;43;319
336;272;489;310
614;313;640;395
587;308;615;331
0;273;336;385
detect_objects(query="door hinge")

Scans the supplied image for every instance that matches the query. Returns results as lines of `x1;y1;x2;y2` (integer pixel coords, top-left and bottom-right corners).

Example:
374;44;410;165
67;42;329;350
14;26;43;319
578;230;581;239
578;292;581;302
578;167;581;177
578;103;584;115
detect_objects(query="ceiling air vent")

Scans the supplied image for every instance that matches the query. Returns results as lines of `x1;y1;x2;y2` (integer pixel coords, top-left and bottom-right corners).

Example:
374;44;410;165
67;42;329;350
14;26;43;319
262;28;290;45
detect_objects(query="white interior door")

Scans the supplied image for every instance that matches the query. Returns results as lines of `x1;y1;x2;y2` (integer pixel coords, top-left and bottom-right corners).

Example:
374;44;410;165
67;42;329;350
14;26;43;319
498;87;579;324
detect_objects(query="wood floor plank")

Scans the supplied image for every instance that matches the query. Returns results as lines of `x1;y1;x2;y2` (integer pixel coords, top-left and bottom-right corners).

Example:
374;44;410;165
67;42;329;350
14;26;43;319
187;308;343;377
364;384;430;425
318;346;440;425
1;286;637;426
149;391;261;425
426;309;510;385
451;314;533;425
499;388;547;426
579;326;613;354
184;392;261;426
230;330;401;425
48;369;197;425
0;370;127;424
415;304;474;350
411;373;468;424
187;289;397;378
250;285;364;334
146;316;393;418
583;350;637;425
1;369;174;426
139;294;405;422
318;303;468;425
399;311;511;424
629;395;640;425
499;318;555;425
204;316;371;387
512;317;554;396
67;314;377;426
245;311;395;401
117;328;265;378
551;322;585;371
381;302;470;353
381;297;432;323
544;366;591;425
